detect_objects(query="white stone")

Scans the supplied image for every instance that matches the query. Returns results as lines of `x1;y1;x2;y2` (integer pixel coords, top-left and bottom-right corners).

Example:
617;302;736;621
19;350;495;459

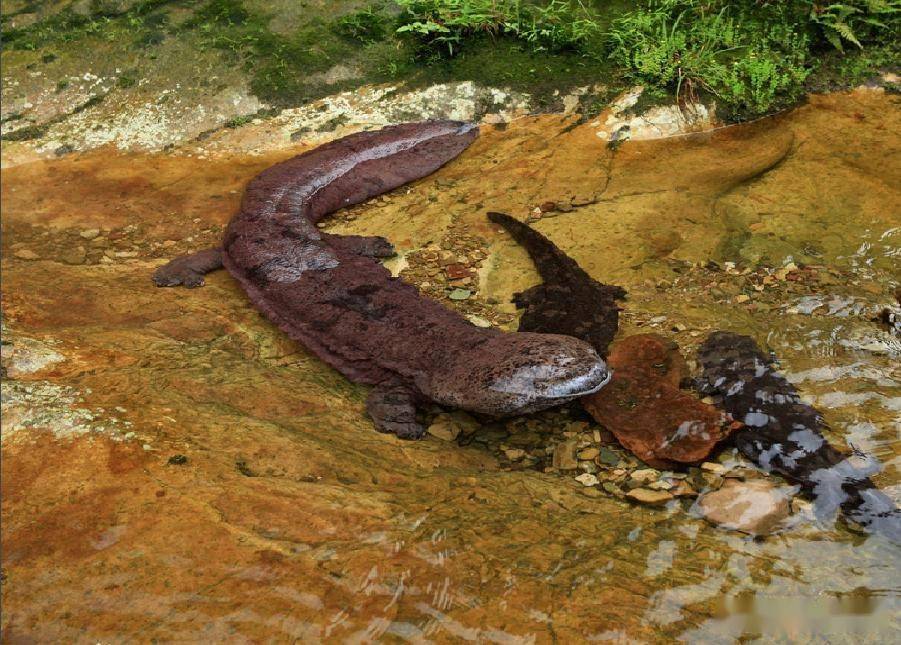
575;473;599;487
696;479;793;535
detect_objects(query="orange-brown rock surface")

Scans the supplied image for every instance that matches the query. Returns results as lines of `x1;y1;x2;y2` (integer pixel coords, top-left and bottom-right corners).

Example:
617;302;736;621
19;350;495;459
583;334;739;468
3;91;901;642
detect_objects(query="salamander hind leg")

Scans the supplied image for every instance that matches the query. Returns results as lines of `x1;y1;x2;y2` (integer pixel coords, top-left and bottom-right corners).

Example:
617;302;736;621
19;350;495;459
366;384;425;440
153;247;223;288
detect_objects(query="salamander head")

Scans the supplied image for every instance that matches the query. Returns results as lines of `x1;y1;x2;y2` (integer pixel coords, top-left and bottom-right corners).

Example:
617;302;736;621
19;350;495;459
425;333;610;416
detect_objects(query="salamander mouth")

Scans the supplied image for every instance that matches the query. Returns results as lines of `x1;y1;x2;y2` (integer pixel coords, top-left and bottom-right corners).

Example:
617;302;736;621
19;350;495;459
538;360;611;400
487;358;611;413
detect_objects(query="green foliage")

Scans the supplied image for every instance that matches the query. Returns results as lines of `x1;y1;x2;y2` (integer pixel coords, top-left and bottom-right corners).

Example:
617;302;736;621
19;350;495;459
806;0;900;50
395;0;601;57
606;1;813;118
2;0;897;121
392;0;897;116
714;47;811;116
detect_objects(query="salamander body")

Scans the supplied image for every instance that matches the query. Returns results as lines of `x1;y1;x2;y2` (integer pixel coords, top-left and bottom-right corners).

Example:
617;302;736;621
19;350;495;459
154;122;610;437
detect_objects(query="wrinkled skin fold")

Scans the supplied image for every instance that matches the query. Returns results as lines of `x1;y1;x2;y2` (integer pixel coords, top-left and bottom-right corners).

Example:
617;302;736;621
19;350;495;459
154;121;610;438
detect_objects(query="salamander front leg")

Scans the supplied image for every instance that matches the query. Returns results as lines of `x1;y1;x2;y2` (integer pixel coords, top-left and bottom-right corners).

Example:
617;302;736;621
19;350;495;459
366;384;425;439
324;234;396;259
153;247;223;288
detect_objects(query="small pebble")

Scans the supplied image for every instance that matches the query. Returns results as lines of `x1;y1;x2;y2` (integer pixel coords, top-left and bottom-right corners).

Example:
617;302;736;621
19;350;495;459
428;411;479;441
670;480;697;497
553;440;579;470
630;468;659;484
626;488;673;506
697;479;791;535
602;482;622;496
575;473;599;487
467;315;491;328
504;448;526;461
596;447;620;466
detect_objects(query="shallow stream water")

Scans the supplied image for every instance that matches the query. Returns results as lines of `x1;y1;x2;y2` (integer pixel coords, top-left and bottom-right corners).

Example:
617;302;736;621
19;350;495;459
2;90;899;642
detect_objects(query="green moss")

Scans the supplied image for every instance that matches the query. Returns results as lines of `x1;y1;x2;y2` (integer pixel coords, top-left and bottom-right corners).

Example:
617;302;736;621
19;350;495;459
806;43;900;93
224;114;254;128
1;0;177;51
1;91;109;142
314;114;351;132
334;4;390;43
0;123;51;141
72;94;106;114
117;73;137;88
0;112;24;125
387;35;618;109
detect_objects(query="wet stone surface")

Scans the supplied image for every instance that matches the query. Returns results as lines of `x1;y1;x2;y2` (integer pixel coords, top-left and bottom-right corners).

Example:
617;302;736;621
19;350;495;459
583;333;738;468
2;90;900;642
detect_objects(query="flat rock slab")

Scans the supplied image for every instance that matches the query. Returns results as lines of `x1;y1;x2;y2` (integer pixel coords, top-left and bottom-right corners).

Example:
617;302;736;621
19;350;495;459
582;334;738;469
696;478;793;535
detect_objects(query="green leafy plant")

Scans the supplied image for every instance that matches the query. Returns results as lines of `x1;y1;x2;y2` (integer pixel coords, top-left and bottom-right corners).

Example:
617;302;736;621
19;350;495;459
807;0;900;50
395;0;601;57
607;1;815;117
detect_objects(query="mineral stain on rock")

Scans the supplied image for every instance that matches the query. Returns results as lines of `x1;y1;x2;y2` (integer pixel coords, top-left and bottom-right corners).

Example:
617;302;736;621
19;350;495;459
2;90;900;642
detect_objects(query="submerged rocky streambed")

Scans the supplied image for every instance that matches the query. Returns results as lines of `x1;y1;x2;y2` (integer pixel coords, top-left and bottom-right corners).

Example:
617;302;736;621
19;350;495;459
2;88;900;641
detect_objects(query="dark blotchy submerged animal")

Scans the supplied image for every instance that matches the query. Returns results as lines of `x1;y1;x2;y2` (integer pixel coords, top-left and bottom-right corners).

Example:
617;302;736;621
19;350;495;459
488;211;900;541
697;331;901;542
487;211;625;357
154;122;610;438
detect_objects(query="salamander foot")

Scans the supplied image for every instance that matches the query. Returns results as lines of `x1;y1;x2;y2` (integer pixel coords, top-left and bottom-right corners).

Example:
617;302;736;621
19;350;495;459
366;384;425;439
153;247;223;288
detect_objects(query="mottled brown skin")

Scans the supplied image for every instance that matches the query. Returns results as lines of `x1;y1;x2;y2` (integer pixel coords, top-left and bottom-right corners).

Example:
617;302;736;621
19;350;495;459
154;122;610;438
487;212;625;357
697;332;900;542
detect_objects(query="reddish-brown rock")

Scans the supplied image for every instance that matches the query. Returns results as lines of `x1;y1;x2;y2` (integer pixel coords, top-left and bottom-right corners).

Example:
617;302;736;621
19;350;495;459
582;334;739;468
